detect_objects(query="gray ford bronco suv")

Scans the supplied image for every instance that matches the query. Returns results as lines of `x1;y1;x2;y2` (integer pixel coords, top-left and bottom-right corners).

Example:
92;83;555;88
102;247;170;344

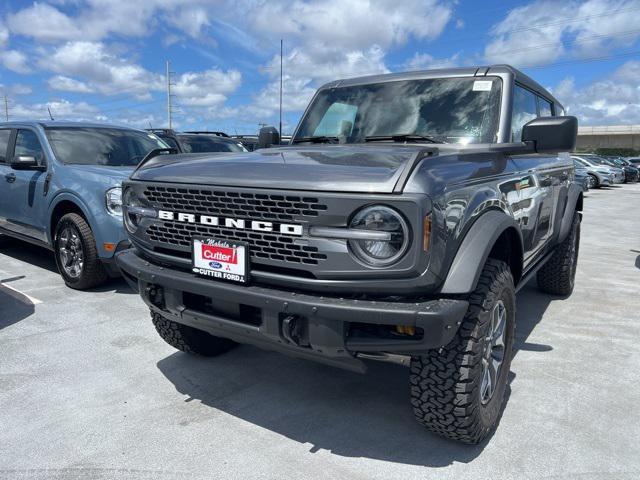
117;65;580;443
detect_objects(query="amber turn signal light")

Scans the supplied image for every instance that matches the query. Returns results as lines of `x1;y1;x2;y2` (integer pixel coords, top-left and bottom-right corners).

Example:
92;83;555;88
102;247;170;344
423;214;432;252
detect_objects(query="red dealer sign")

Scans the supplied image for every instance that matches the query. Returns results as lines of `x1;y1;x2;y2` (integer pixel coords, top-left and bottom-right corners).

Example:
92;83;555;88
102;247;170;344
201;244;238;264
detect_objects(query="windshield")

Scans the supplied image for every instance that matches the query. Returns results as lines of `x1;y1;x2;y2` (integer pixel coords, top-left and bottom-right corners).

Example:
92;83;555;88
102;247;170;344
46;127;168;166
294;77;502;144
178;135;248;153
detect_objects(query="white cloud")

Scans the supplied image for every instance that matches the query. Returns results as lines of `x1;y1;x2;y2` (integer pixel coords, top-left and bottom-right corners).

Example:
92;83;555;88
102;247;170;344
48;75;94;94
403;52;461;71
166;6;211;39
484;0;640;67
242;0;453;121
0;50;30;73
43;41;163;98
248;0;452;51
8;3;82;42
173;68;242;106
11;99;100;121
554;60;640;124
0;24;8;48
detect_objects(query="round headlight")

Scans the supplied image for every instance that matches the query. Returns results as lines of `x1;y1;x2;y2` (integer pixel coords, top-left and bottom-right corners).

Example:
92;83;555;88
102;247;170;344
348;205;410;267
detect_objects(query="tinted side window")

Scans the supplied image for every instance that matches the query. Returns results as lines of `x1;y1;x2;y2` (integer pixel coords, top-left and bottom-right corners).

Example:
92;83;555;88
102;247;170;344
511;85;538;141
538;96;553;117
15;130;45;162
0;129;10;163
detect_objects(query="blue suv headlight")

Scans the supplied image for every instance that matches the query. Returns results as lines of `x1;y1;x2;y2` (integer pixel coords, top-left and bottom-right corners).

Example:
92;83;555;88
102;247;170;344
105;187;122;216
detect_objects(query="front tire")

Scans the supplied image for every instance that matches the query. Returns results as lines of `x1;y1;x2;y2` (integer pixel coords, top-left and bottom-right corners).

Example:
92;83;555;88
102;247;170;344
587;174;598;189
410;259;516;444
151;310;238;356
536;212;580;296
54;213;108;290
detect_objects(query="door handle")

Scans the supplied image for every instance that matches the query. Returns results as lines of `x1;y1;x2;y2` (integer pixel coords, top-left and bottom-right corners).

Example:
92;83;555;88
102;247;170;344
5;173;16;183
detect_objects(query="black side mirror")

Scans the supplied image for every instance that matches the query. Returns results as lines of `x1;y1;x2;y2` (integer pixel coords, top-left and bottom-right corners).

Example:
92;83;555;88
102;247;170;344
10;155;42;170
522;116;578;154
257;126;280;149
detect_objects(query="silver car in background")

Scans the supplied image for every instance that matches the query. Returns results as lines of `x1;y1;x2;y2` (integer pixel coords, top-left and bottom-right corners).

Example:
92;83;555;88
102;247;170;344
572;154;622;187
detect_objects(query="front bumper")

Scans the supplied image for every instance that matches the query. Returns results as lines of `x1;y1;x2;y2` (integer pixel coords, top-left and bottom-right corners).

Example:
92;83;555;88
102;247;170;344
116;249;468;372
612;172;625;184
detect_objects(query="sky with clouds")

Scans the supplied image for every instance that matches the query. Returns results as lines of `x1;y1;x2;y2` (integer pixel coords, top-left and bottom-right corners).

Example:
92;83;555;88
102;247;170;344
1;0;640;133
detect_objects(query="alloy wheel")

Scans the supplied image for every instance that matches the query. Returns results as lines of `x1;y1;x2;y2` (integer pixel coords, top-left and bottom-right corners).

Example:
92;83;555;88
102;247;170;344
58;226;84;278
480;299;507;405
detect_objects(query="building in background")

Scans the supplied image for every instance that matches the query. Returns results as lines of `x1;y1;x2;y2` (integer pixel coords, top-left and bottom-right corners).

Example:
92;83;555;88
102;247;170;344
576;125;640;155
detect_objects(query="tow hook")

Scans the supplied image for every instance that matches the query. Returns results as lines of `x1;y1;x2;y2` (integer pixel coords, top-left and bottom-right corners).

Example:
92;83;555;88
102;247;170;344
145;284;165;309
281;314;309;347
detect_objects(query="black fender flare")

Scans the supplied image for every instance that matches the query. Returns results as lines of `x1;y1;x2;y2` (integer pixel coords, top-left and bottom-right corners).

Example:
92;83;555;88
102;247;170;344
557;182;583;244
440;210;523;295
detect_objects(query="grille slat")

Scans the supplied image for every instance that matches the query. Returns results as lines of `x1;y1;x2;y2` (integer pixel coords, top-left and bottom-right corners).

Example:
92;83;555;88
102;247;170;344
144;186;327;222
146;221;327;265
142;186;330;266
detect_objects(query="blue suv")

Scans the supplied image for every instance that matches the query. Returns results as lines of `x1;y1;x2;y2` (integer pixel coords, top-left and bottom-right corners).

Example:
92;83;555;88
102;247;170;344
0;121;168;289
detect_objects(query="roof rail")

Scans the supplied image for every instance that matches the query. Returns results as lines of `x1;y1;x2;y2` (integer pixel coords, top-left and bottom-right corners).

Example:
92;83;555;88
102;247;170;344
183;131;230;137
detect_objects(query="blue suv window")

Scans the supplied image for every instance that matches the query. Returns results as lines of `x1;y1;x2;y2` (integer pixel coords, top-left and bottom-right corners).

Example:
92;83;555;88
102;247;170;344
45;127;167;166
15;130;45;162
0;129;10;163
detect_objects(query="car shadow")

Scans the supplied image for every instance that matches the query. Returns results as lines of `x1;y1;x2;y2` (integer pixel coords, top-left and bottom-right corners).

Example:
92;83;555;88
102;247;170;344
157;348;488;467
0;237;58;274
0;237;134;294
155;282;557;467
513;280;555;356
0;282;36;330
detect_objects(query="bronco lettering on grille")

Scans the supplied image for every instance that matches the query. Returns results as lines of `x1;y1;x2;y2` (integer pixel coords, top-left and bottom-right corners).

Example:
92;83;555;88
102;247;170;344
158;210;303;236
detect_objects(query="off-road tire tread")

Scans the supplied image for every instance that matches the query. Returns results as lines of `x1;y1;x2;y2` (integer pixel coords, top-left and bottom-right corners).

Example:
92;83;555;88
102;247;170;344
536;212;580;296
410;258;514;444
55;213;108;290
151;310;237;356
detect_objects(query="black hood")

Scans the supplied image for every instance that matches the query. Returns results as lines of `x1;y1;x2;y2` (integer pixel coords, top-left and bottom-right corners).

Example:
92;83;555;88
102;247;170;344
130;145;436;193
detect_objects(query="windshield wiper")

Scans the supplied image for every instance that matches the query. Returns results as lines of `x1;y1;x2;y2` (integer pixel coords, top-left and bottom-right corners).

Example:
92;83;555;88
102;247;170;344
291;135;339;144
364;133;445;144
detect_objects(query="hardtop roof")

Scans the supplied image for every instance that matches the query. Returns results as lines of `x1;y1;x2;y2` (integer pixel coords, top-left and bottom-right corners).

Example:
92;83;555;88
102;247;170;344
317;64;563;111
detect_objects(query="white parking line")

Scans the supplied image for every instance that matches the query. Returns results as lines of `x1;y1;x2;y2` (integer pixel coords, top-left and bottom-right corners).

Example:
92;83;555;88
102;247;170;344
0;283;42;305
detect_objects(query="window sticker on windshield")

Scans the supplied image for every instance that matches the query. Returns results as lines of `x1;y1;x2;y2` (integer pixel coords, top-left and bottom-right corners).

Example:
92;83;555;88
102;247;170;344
473;80;493;92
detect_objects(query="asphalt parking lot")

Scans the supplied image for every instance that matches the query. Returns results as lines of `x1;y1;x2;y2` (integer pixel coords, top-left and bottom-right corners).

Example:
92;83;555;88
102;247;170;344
1;184;639;480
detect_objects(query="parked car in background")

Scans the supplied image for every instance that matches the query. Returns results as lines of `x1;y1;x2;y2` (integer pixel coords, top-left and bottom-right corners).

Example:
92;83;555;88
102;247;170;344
595;156;639;183
0;121;169;289
149;129;248;153
572;155;614;188
230;134;258;151
573;159;590;191
573;154;624;185
626;157;640;169
605;157;639;182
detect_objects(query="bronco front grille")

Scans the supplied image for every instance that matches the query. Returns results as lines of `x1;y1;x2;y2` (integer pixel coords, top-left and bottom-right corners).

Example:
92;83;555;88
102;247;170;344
146;221;327;265
143;186;328;222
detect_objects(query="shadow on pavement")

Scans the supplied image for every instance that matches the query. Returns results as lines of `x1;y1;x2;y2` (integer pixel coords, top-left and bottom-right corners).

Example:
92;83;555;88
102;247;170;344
0;237;134;294
513;280;555;356
156;278;557;467
0;237;58;274
158;348;486;467
0;282;36;329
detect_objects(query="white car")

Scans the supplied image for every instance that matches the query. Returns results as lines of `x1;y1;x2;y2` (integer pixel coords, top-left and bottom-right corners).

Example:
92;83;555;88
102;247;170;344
572;155;622;187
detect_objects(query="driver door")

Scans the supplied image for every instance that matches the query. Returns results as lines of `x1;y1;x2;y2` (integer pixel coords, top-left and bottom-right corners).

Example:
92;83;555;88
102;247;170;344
1;128;49;242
